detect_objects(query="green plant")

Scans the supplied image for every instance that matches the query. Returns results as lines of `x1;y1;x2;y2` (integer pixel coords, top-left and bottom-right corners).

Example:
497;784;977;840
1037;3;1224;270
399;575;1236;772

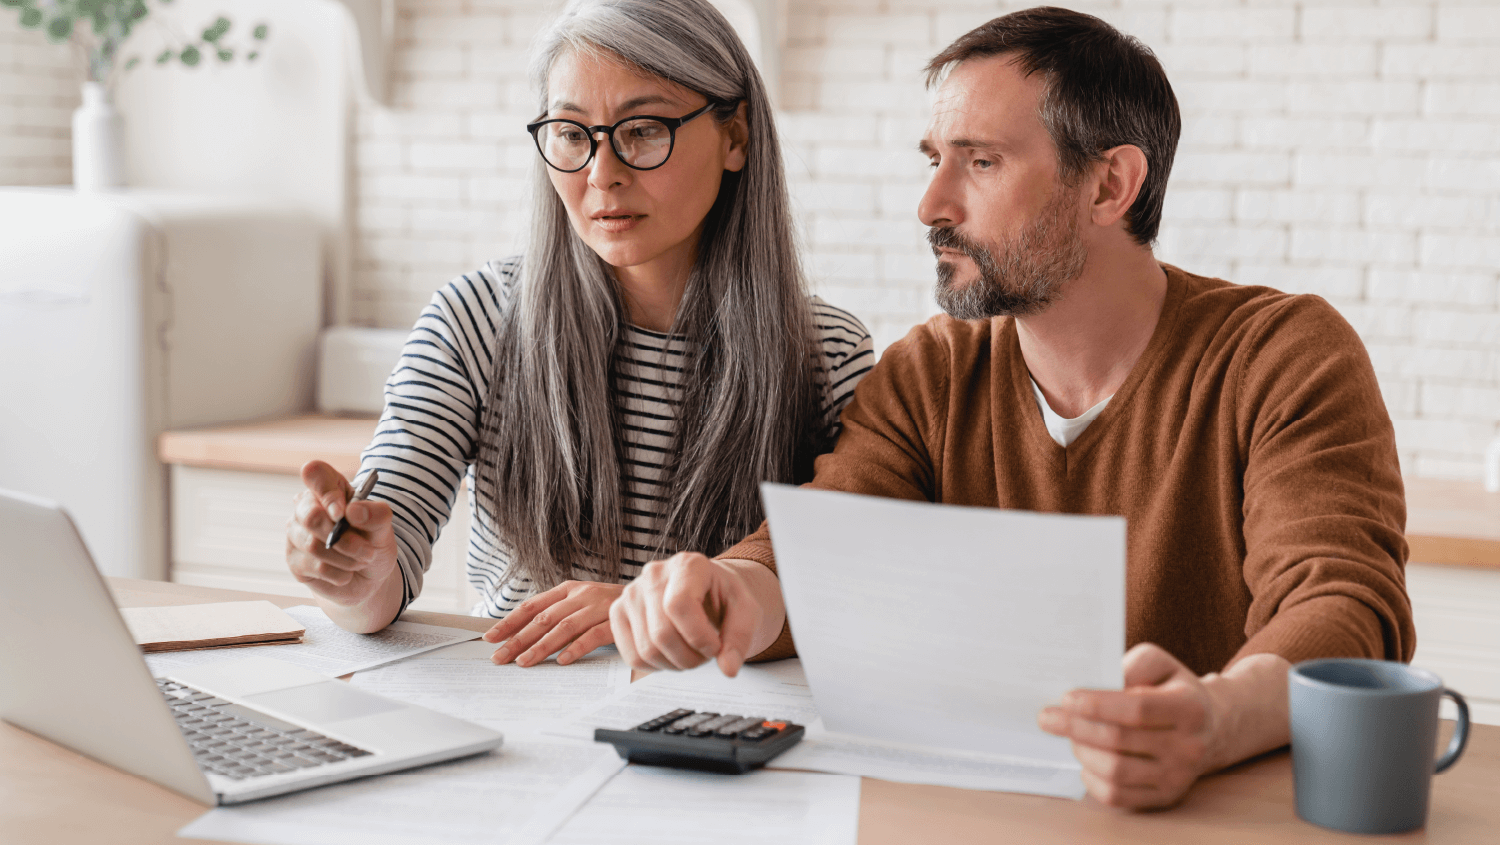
2;0;268;83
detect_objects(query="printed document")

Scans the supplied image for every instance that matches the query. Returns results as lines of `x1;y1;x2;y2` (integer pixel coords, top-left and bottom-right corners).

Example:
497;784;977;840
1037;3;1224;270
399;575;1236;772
759;484;1127;798
145;606;477;678
548;766;860;845
350;640;632;730
178;734;625;845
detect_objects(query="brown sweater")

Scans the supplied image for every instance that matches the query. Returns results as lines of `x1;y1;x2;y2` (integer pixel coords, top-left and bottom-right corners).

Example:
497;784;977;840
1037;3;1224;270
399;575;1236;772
729;265;1415;674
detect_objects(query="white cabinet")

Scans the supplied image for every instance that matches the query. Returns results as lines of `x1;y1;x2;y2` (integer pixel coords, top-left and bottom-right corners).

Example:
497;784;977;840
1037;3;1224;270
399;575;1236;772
169;465;479;615
0;189;321;580
1407;563;1500;726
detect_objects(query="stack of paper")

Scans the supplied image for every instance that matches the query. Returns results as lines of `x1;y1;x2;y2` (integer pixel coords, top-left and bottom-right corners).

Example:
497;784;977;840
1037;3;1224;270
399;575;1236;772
121;601;304;652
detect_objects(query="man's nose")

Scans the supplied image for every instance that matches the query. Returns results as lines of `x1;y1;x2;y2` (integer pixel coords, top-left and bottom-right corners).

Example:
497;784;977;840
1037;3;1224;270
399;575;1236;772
918;162;964;229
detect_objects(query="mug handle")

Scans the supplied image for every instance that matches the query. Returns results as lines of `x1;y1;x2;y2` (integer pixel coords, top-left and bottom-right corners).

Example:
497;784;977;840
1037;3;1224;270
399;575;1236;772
1435;688;1470;774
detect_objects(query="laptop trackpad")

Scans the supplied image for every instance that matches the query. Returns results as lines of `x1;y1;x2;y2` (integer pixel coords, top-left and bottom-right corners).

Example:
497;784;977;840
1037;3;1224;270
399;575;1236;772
245;681;403;724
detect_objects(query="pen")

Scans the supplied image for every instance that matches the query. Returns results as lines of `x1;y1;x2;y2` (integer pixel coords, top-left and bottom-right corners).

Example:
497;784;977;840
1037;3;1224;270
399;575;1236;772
325;470;380;550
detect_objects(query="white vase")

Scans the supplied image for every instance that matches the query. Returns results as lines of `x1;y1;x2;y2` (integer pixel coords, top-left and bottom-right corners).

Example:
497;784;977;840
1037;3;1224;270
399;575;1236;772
72;82;126;191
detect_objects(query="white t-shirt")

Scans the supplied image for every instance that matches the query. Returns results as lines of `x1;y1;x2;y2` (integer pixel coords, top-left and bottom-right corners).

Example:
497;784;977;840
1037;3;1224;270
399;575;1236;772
1030;378;1111;448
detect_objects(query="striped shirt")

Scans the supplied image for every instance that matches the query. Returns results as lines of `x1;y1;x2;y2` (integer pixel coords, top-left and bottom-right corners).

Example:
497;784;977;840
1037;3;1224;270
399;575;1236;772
358;258;875;618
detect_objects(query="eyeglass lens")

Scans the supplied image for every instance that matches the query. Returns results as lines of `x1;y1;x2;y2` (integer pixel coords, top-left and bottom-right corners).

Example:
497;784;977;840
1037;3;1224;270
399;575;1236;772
538;118;674;171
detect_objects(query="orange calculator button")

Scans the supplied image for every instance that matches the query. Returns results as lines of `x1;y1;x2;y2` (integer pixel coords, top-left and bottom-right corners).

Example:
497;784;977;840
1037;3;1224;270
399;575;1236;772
762;721;787;730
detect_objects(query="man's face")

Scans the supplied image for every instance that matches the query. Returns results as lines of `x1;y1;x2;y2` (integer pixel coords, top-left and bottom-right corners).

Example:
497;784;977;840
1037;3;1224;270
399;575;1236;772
918;55;1088;320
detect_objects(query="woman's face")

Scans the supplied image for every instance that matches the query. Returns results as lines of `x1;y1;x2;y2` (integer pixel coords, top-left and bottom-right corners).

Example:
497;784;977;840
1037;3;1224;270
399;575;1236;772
541;50;746;282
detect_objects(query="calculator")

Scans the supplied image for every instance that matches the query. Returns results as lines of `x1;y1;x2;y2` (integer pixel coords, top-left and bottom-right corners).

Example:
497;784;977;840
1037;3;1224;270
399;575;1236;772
593;709;805;774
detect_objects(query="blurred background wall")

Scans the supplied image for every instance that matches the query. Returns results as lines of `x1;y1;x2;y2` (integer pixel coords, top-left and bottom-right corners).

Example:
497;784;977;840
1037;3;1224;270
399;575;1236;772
3;0;1499;480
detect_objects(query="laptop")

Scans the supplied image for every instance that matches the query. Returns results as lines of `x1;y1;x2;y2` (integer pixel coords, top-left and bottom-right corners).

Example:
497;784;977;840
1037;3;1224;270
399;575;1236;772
0;488;504;805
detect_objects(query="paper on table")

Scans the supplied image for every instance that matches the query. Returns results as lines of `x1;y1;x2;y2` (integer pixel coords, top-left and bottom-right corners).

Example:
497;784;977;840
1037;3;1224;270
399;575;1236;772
760;483;1126;797
349;640;632;730
556;657;819;740
178;734;625;845
547;766;860;845
776;728;1088;797
145;606;477;678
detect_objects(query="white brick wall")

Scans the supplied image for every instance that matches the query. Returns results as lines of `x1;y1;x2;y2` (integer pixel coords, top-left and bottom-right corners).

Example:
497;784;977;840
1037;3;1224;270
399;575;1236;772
5;0;1500;481
0;11;76;185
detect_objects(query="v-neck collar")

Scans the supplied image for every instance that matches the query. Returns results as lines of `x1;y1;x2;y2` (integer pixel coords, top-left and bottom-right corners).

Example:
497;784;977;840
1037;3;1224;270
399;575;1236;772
996;263;1189;472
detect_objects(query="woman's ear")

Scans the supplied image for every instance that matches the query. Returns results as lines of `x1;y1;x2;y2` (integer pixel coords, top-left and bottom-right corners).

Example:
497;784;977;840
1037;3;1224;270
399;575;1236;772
724;101;749;173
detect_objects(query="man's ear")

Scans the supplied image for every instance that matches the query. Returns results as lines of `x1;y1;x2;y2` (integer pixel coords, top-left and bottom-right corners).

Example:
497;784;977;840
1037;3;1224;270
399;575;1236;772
1090;144;1148;229
724;101;749;173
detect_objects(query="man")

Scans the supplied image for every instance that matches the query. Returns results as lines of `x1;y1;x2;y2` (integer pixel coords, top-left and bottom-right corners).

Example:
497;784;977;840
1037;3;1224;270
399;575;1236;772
608;6;1414;809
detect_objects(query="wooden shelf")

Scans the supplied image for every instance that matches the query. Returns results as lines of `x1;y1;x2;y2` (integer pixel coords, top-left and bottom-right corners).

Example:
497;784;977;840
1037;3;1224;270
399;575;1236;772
157;417;1500;572
1405;477;1500;570
157;414;377;478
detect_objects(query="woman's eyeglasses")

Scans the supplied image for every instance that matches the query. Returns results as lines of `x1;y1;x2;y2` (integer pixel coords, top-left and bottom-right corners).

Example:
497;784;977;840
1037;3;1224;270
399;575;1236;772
526;102;717;173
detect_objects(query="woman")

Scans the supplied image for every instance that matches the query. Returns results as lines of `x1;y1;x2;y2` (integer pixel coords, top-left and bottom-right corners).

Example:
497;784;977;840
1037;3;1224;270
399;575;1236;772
283;0;873;668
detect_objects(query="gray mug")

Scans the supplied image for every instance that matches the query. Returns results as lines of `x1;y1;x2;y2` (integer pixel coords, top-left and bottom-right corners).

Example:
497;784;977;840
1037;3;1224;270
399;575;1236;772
1289;658;1470;835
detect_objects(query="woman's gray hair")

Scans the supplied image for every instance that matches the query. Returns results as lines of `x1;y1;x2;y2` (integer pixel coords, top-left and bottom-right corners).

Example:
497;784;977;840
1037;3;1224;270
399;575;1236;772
476;0;822;591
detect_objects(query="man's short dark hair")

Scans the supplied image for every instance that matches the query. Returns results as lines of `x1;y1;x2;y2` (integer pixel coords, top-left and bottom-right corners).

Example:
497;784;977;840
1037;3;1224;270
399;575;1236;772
925;6;1181;246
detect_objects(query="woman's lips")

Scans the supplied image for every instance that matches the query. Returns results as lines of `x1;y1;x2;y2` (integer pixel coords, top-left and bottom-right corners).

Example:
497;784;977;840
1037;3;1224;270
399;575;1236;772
592;213;644;234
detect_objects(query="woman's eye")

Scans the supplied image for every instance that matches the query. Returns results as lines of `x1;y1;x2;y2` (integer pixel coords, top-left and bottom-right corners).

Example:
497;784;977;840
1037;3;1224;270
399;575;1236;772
559;128;587;143
628;124;667;141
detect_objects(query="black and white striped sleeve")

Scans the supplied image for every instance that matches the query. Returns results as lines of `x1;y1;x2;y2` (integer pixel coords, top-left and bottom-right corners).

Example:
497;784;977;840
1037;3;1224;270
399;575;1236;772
356;259;515;610
811;296;875;438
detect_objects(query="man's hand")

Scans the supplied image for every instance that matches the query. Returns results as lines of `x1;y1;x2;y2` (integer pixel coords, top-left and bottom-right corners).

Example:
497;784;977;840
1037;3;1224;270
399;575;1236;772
609;552;773;677
1038;643;1293;810
285;460;402;631
1039;643;1215;809
483;581;623;667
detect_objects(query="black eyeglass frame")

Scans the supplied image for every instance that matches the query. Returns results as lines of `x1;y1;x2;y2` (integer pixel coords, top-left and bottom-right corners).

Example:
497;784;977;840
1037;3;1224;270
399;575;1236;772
526;101;719;173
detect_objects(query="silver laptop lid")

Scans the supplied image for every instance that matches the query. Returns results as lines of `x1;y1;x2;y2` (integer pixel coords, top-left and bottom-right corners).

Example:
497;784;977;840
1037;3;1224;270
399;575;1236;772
0;488;216;805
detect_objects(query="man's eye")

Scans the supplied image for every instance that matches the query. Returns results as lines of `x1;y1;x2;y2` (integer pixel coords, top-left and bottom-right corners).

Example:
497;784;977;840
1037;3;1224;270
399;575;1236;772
973;158;994;169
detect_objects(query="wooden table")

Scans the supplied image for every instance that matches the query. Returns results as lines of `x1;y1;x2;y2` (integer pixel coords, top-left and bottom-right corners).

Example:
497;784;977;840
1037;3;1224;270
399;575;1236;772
3;579;1495;844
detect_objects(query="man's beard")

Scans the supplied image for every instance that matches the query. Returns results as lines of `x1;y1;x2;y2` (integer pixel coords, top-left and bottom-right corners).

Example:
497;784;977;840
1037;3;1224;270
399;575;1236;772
929;187;1088;320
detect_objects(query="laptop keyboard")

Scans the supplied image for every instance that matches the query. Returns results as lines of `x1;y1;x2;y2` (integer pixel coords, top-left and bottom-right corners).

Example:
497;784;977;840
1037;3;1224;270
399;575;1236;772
157;678;372;780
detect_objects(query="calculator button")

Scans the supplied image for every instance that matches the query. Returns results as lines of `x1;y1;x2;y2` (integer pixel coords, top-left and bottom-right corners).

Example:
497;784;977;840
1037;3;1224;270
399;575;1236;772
686;714;741;737
635;709;694;732
738;727;775;740
662;712;717;734
714;716;765;737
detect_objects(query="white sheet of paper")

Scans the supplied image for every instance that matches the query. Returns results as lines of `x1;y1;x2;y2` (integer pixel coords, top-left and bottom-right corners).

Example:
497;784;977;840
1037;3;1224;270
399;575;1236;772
546;766;860;845
557;657;819;740
760;484;1126;795
349;641;632;730
145;606;478;678
178;735;625;845
777;727;1088;797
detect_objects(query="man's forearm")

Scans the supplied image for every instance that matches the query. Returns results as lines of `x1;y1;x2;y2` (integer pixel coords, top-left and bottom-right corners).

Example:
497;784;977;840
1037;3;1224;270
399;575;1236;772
717;557;787;659
1201;652;1292;773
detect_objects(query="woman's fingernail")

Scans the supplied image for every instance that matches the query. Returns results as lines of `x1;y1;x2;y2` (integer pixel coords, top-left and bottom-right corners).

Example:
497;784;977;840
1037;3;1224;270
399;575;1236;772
557;652;573;665
492;646;510;663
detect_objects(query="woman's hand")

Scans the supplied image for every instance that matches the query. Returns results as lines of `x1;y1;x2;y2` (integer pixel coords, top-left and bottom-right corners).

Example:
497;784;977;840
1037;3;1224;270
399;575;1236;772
285;460;402;632
609;552;781;677
483;581;624;666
